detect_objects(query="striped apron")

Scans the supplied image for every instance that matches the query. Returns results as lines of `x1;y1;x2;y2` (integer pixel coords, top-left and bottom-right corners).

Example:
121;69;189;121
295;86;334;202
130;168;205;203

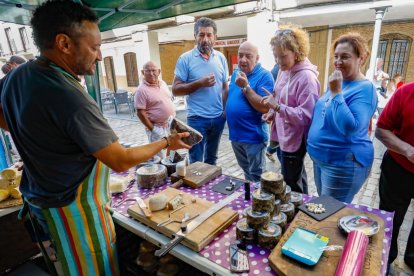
28;161;119;276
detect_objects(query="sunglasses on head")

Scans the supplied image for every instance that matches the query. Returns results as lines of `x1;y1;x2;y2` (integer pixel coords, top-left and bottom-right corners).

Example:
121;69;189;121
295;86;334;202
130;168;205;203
275;29;293;36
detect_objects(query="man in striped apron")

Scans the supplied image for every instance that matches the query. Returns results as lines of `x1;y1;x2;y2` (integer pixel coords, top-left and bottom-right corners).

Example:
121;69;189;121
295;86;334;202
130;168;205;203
0;1;190;275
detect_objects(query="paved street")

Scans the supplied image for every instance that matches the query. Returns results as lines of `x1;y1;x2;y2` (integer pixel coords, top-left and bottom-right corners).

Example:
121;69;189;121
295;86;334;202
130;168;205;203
105;106;413;276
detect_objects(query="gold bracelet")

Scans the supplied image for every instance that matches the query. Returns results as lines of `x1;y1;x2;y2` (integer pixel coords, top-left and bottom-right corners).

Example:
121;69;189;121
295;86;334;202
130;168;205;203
162;136;170;149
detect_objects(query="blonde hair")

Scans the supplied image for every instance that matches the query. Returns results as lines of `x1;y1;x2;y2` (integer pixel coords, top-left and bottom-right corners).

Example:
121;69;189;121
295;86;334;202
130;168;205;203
270;24;310;62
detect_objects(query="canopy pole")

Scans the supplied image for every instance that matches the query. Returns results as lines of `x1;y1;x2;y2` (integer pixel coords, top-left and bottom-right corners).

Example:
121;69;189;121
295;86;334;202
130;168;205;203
367;7;389;81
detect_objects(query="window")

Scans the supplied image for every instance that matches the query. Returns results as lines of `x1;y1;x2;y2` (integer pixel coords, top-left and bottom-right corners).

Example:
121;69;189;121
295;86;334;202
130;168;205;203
5;28;17;54
0;43;3;56
19;27;30;52
378;40;387;63
374;34;411;80
124;52;139;87
388;39;409;78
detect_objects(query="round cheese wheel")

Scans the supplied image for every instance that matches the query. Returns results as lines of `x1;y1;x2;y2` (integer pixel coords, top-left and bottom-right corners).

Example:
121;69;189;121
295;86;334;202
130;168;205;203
136;164;167;189
148;194;168;211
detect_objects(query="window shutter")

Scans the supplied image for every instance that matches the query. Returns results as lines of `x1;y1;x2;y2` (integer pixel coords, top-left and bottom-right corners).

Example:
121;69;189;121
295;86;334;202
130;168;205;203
124;52;139;87
104;56;117;91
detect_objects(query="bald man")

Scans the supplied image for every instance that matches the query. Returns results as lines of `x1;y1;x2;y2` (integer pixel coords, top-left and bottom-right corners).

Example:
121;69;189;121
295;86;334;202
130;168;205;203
225;41;274;181
134;61;176;157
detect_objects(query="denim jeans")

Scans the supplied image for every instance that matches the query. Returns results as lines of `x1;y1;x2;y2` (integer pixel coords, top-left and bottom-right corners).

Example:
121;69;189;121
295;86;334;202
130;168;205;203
276;139;308;194
312;157;371;203
187;115;226;165
231;141;266;182
379;151;414;269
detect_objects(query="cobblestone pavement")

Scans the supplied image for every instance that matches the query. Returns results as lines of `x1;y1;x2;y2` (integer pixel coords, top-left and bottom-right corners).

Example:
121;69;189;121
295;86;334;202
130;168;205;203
105;107;413;276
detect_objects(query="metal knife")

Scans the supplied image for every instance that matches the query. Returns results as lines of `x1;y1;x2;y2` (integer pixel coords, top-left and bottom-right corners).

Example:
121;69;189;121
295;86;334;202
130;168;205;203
135;196;152;217
155;191;243;257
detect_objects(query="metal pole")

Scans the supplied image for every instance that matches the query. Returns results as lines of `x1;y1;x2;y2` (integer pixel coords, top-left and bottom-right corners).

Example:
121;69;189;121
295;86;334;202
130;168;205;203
367;7;388;81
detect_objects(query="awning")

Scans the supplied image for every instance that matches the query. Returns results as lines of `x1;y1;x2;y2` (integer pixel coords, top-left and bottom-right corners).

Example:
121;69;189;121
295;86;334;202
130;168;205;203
0;0;253;31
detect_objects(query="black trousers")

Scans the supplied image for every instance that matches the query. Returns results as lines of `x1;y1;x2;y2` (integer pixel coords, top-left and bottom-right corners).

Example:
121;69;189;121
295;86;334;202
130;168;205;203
379;151;414;269
276;139;308;194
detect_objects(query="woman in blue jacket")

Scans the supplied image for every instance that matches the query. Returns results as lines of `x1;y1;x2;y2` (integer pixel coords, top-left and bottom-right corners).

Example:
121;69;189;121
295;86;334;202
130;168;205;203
307;33;377;203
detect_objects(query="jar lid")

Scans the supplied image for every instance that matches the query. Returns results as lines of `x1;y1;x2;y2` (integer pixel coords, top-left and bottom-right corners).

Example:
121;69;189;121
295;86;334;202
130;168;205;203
247;207;268;218
236;218;254;231
271;212;287;224
261;171;283;182
259;223;282;237
253;189;274;200
290;192;302;202
280;202;295;212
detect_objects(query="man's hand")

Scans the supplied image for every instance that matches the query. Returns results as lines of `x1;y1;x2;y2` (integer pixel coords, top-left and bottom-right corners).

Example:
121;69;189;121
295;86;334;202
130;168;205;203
167;132;192;151
261;87;278;110
235;71;248;88
198;73;216;88
329;70;343;95
406;146;414;163
262;110;274;124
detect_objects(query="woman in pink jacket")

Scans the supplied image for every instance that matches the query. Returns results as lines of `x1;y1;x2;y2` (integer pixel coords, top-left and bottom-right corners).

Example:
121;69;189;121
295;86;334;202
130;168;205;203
262;25;320;194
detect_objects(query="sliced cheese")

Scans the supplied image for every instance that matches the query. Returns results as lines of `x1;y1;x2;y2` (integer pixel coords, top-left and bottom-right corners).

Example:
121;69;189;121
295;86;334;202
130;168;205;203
109;175;129;194
167;195;183;210
148;194;167;211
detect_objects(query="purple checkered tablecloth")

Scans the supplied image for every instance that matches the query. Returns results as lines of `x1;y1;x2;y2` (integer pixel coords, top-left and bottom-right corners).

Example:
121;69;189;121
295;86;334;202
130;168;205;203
112;174;393;276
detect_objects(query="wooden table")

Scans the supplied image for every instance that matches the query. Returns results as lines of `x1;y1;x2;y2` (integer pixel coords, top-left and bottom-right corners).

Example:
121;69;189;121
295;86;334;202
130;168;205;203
112;174;394;276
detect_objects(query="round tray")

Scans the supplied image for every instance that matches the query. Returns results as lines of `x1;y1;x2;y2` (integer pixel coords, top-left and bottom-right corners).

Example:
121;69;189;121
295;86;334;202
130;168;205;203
338;215;380;237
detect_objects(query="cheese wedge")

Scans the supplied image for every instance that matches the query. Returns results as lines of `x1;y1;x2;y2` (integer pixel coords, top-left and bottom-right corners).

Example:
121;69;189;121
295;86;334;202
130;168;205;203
9;187;21;199
0;189;10;202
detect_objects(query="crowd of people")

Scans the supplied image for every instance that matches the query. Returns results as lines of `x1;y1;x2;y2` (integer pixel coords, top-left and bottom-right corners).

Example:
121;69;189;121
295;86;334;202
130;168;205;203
0;0;413;275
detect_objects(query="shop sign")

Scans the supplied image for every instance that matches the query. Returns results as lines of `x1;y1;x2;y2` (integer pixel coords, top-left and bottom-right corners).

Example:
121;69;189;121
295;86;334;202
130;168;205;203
214;38;247;48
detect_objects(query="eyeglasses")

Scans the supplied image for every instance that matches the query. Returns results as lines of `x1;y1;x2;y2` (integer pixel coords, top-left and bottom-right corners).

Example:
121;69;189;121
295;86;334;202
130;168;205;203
143;69;159;73
274;29;293;36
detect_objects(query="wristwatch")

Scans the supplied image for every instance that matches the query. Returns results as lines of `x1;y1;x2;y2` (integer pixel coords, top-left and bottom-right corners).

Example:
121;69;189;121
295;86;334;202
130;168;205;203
242;84;251;93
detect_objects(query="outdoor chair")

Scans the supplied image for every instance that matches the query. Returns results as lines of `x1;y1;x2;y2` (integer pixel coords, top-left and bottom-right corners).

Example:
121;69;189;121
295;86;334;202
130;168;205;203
100;89;115;111
114;90;134;118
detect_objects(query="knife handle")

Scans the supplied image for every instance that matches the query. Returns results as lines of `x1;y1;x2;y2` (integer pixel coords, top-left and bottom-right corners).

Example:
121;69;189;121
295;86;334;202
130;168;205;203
170;179;184;188
154;234;185;257
141;207;152;217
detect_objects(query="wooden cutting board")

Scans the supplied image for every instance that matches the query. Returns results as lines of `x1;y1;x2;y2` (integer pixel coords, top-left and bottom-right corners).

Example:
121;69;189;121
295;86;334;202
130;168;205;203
269;207;384;276
127;187;238;252
170;162;222;188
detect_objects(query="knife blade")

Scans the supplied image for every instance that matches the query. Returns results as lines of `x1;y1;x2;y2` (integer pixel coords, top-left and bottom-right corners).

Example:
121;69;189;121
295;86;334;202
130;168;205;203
135;196;152;217
155;191;243;257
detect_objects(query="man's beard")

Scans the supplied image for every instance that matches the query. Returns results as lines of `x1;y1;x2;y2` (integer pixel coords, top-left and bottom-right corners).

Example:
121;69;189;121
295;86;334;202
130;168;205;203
198;43;213;55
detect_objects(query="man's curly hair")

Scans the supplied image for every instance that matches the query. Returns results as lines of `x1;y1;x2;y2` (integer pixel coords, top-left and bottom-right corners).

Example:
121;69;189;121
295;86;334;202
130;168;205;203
30;0;98;52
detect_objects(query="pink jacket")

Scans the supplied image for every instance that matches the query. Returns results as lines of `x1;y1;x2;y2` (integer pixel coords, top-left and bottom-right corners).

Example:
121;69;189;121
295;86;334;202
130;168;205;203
271;58;320;152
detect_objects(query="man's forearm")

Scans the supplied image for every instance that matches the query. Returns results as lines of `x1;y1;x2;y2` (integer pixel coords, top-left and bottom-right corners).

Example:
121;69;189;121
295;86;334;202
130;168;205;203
375;127;414;159
137;110;154;130
172;80;201;96
244;87;269;114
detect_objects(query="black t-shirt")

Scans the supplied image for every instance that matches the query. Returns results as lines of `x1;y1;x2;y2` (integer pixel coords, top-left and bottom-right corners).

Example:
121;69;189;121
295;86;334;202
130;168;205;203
1;59;118;208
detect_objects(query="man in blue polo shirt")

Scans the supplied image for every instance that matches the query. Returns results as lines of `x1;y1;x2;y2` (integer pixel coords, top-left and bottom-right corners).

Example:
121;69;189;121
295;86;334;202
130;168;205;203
226;41;274;181
172;17;229;165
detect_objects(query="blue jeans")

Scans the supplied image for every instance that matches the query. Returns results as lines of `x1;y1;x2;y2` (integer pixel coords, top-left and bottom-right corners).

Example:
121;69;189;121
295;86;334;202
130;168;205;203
312;158;371;203
231;141;266;182
276;139;308;194
187;115;226;165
